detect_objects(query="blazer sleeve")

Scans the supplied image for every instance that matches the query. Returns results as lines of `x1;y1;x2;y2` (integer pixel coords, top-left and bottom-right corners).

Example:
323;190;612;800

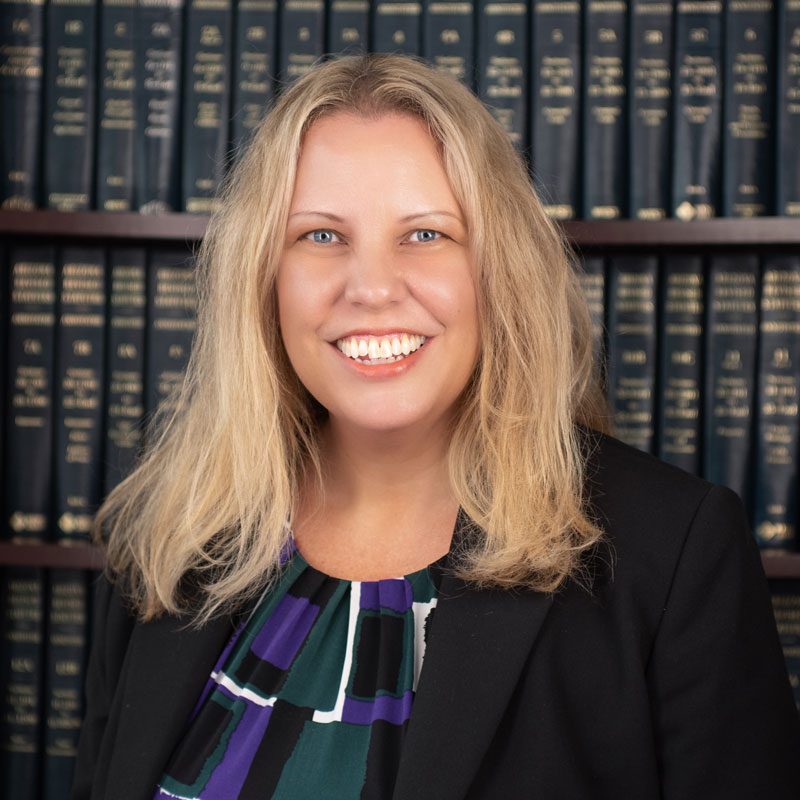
646;484;800;798
71;574;136;799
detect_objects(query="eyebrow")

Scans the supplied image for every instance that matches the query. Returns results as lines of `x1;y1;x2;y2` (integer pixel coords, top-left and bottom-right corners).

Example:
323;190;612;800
288;210;464;224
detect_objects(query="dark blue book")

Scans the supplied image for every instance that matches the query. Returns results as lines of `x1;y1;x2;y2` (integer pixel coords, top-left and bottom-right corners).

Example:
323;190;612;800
0;566;46;800
135;0;184;213
145;250;198;434
530;0;581;220
776;0;800;217
722;0;776;216
231;0;278;159
657;254;704;474
578;254;607;389
476;1;528;150
182;0;234;214
372;0;422;54
606;253;658;453
422;1;474;85
104;248;147;495
43;0;97;210
703;252;759;514
54;247;106;544
4;245;57;542
0;0;45;208
96;0;136;212
42;568;88;800
770;581;800;713
754;254;800;551
582;0;628;219
629;0;674;221
279;0;325;87
328;0;369;55
671;0;723;220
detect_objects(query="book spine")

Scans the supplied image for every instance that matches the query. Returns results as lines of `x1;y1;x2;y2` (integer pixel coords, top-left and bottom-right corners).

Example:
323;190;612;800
0;0;45;209
530;0;581;220
328;0;369;56
606;254;658;453
657;254;704;474
42;568;88;800
629;0;674;221
182;0;234;214
95;0;136;212
0;566;45;800
775;0;800;216
54;247;106;545
230;0;277;158
671;0;723;220
135;0;184;213
104;248;147;494
145;250;198;430
754;254;800;550
279;0;325;86
476;1;527;149
43;0;97;211
372;1;422;54
770;582;800;713
722;0;776;216
4;245;57;542
578;254;607;389
703;252;759;513
421;1;474;86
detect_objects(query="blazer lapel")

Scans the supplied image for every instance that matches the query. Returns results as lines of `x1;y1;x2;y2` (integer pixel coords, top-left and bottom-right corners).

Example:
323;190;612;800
393;574;554;800
104;608;237;798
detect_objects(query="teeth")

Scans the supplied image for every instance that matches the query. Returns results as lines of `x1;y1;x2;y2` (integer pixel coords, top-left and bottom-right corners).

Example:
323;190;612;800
335;333;427;362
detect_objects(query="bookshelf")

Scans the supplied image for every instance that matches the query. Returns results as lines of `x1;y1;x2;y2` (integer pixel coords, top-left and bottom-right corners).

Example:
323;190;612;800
1;209;798;579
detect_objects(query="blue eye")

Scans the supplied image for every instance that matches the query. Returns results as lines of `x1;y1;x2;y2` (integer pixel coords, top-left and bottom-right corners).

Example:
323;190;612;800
410;229;442;243
304;229;340;244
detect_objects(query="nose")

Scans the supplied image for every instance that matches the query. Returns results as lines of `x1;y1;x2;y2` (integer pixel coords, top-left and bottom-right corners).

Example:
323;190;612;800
343;243;407;309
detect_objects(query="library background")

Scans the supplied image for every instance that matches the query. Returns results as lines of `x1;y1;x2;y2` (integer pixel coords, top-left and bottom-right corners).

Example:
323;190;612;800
1;0;800;796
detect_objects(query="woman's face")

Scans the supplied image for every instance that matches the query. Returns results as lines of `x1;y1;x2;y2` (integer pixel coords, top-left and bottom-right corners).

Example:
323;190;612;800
276;111;479;436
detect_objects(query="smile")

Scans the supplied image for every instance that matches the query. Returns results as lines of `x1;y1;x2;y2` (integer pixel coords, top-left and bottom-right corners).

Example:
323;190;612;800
335;333;427;364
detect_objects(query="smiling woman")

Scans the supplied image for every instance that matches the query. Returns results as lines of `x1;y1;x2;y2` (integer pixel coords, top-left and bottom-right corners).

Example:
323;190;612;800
73;53;800;799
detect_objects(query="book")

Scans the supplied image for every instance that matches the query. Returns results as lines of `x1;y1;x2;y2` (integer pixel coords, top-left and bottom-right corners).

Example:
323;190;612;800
776;0;800;216
530;0;582;220
657;254;704;474
279;0;325;86
476;1;527;149
372;0;422;54
0;0;45;209
770;582;800;712
135;0;184;213
182;0;234;214
671;0;723;220
231;0;278;159
703;252;759;514
95;0;136;212
722;0;775;217
104;248;147;494
582;0;628;219
54;247;106;545
629;0;674;221
328;0;369;56
606;253;658;453
754;254;800;550
422;0;474;85
578;254;607;389
43;0;97;211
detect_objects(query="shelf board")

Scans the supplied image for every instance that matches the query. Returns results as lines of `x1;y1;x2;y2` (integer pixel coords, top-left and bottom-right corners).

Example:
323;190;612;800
0;541;105;570
2;210;800;247
0;541;799;578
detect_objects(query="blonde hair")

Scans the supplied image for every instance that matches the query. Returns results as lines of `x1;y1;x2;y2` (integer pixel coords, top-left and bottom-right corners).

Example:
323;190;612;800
94;53;612;625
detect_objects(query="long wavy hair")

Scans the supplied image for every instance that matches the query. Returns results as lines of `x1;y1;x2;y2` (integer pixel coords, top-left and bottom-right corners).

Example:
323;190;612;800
94;52;612;626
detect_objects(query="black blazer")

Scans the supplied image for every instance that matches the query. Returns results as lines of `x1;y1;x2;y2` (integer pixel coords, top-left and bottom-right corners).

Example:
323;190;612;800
71;431;800;799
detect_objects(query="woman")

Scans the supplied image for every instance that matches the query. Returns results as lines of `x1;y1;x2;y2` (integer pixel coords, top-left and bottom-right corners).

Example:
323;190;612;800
72;53;800;798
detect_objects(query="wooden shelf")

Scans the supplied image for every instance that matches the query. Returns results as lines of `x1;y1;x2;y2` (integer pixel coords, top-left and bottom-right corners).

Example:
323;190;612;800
0;541;799;578
2;210;800;247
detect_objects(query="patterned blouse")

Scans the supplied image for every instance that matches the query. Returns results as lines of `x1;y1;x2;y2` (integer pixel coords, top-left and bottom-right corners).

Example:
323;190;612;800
153;535;447;799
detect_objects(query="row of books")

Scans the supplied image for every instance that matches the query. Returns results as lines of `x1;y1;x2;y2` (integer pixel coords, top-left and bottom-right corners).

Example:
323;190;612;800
1;0;799;220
